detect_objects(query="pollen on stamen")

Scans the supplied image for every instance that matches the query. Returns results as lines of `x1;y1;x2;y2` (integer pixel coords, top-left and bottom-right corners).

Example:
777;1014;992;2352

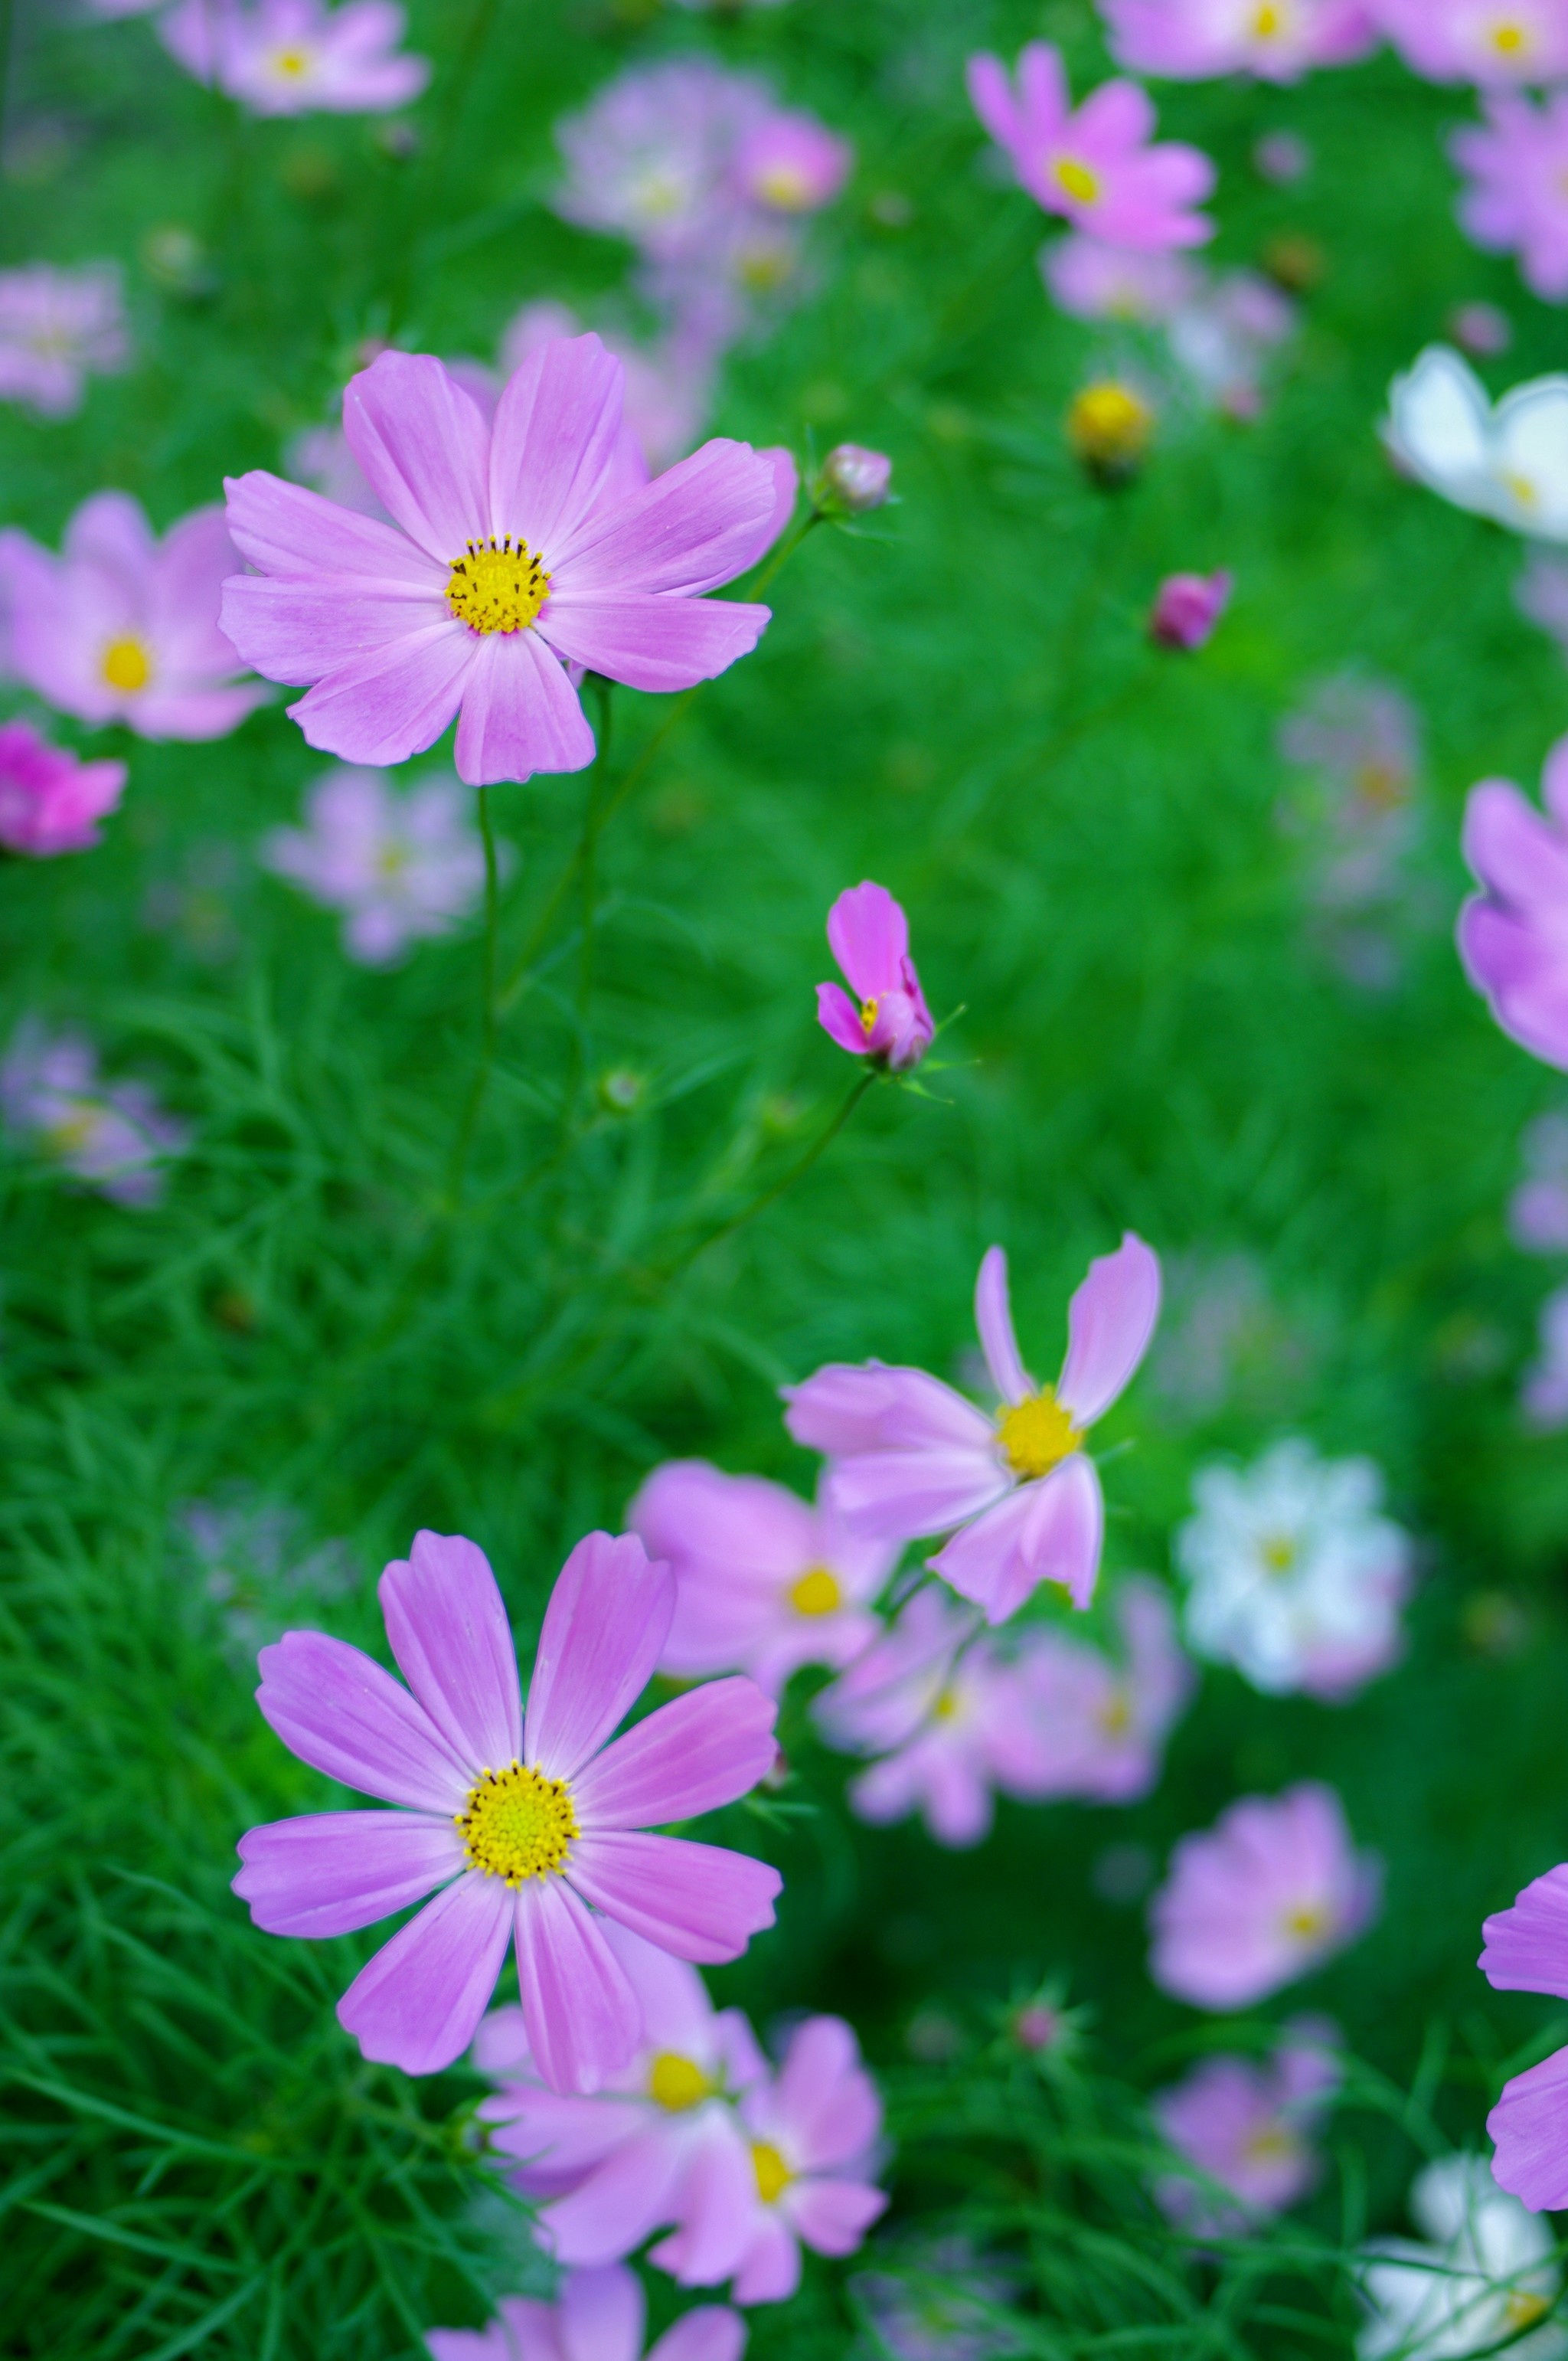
446;535;551;636
456;1759;577;1885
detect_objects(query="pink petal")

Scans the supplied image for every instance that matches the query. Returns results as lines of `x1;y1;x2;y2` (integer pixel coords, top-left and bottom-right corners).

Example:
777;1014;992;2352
647;2112;760;2286
233;1810;462;1937
565;1830;782;1964
825;1445;1009;1540
495;2303;564;2361
573;1676;778;1829
1056;1232;1161;1424
378;1531;522;1773
816;982;869;1057
337;1869;513;2073
287;620;475;767
1480;1865;1568;1998
487;332;626;554
1488;2047;1568;2210
224;467;438;588
514;1875;642;2094
342;352;491;565
255;1629;472;1810
524;1532;675;1781
974;1244;1032;1406
648;2309;746;2361
930;1454;1104;1622
452;628;596;786
825;880;910;1001
730;2214;801;2305
1464;778;1568;907
965;52;1023;151
784;1362;996;1455
426;2330;511;2361
786;2176;887;2256
537;592;769;695
219;574;447;687
539;2127;688;2265
557;2265;645;2361
775;2016;880;2167
550;440;779;597
67;488;153;574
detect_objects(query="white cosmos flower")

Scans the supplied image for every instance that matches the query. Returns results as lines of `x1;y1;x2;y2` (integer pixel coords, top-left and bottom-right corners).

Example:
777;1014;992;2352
1384;345;1568;541
1174;1437;1412;1700
1357;2155;1566;2361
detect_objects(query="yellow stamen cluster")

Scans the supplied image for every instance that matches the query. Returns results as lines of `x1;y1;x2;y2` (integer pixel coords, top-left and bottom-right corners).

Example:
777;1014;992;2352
751;2140;792;2203
1252;1;1285;34
1096;1691;1133;1738
446;537;550;636
1282;1900;1331;1943
1066;382;1155;487
102;637;152;693
272;45;312;77
789;1567;843;1617
1242;2125;1299;2166
1505;2292;1552;2330
456;1761;577;1885
648;2052;716;2112
997;1388;1083;1481
1491;22;1529;54
1051;155;1102;207
859;996;880;1036
1259;1533;1297;1575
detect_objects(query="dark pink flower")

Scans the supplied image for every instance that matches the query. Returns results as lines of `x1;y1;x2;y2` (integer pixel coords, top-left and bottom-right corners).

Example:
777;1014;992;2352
220;338;779;787
967;42;1215;252
233;1529;781;2091
158;0;431;116
1459;734;1568;1070
815;881;933;1071
1481;1862;1568;2206
1152;2017;1342;2235
1100;0;1376;81
428;2266;743;2361
1148;570;1232;649
0;721;125;856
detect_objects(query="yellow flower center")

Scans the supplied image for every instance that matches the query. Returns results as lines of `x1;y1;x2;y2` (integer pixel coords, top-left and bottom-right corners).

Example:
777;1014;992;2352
376;843;410;880
44;1107;105;1158
1253;1;1283;31
932;1686;962;1724
1491;21;1529;54
1052;155;1102;206
755;165;813;211
1243;2125;1298;2165
1260;1533;1297;1574
859;996;880;1035
1097;1690;1132;1738
455;1761;577;1885
1502;469;1540;509
648;2052;716;2111
446;538;550;636
789;1566;843;1617
273;47;312;77
103;637;152;693
738;244;792;293
997;1388;1083;1480
1067;382;1155;473
1506;2292;1551;2329
1282;1900;1331;1943
752;2140;792;2203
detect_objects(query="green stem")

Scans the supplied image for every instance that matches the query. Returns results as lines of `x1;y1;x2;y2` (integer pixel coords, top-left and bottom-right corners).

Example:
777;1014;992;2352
658;1072;876;1283
443;784;500;1208
749;508;823;599
554;682;613;1142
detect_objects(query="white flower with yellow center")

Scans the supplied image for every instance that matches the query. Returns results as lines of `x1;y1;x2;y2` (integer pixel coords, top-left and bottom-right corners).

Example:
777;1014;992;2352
1358;2156;1567;2361
1384;346;1568;541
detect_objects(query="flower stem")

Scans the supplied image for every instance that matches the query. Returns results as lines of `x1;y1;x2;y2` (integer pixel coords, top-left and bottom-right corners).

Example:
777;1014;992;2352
658;1071;877;1283
443;783;500;1208
554;681;613;1143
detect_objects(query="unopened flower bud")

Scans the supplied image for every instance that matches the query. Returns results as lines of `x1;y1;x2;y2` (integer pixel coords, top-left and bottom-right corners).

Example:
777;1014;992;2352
815;443;893;517
1014;2003;1061;2053
598;1067;646;1114
1148;569;1233;651
1449;300;1511;358
1066;381;1155;487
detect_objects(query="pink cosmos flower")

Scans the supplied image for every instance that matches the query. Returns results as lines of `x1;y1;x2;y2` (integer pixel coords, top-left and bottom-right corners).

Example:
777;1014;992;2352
1480;1861;1568;2205
220;338;779;789
627;1462;896;1696
1379;0;1568;87
1452;93;1568;299
1;1022;188;1206
158;0;431;116
260;766;486;965
1008;1577;1194;1804
478;1921;769;2268
232;1528;782;2091
1149;1783;1381;2010
0;721;126;857
1167;270;1298;418
1099;0;1377;82
0;263;128;420
0;492;265;742
966;43;1216;252
1152;2016;1343;2236
1522;1286;1568;1427
427;2267;743;2361
786;1236;1161;1624
1148;571;1232;650
1040;234;1198;322
735;114;852;214
815;881;934;1074
812;1587;1047;1848
1459;735;1568;1071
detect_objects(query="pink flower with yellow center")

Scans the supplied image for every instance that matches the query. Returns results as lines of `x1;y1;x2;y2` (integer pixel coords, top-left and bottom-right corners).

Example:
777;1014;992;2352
815;881;934;1073
1152;2017;1342;2236
1380;0;1568;87
1099;0;1377;83
157;0;431;116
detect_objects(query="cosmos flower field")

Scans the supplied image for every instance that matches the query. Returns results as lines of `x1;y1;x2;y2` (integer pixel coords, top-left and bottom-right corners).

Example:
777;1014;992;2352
19;0;1568;2355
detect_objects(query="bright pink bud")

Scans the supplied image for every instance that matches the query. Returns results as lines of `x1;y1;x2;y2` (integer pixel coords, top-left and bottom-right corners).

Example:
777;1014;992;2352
816;443;893;516
815;880;933;1072
1148;569;1233;651
0;720;126;856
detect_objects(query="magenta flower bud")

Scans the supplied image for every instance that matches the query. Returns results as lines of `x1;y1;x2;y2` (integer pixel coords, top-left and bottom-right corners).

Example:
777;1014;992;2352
815;881;933;1071
1148;569;1233;650
815;443;893;517
0;721;126;857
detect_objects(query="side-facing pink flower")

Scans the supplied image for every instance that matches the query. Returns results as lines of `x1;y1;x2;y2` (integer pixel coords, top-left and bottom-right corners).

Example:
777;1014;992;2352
1009;1577;1194;1804
736;114;853;213
1;1021;188;1205
815;881;934;1073
1040;234;1198;322
158;0;431;116
0;721;126;856
1149;1783;1381;2009
260;765;485;965
0;263;128;420
1099;0;1377;81
1452;92;1568;299
1459;735;1568;1070
232;1529;782;2091
220;338;779;788
1148;571;1232;650
0;492;266;742
1379;0;1568;87
786;1237;1161;1624
967;43;1215;251
1480;1861;1568;2206
1152;2016;1343;2235
628;1462;895;1696
427;2265;744;2361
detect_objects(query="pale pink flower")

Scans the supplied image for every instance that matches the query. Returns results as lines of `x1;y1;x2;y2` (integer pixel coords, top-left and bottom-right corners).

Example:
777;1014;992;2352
427;2267;743;2361
1008;1578;1194;1804
1510;1112;1568;1251
260;766;486;965
1451;297;1514;353
1167;270;1298;417
0;721;126;856
786;1236;1161;1625
158;0;431;116
0;263;127;420
815;881;934;1073
1379;0;1568;86
1481;1861;1568;2206
1149;1783;1381;2009
220;338;779;789
1152;2016;1342;2236
1522;1285;1568;1426
1040;234;1198;322
735;114;852;213
1;1021;188;1206
966;43;1216;251
1515;550;1568;659
233;1529;782;2091
1452;92;1568;299
1148;570;1232;649
1459;734;1568;1069
628;1461;895;1696
1099;0;1376;80
0;492;264;742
